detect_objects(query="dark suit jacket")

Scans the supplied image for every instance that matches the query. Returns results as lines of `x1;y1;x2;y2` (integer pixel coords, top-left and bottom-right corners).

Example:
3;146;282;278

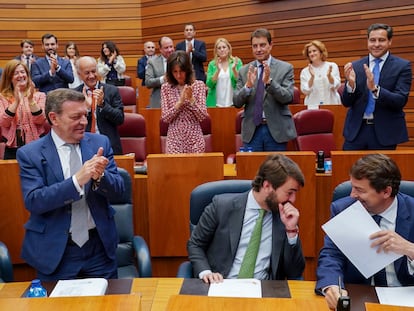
341;54;411;146
17;133;124;275
74;83;124;155
176;39;207;82
188;192;305;279
316;193;414;290
137;56;148;86
31;56;74;93
233;57;297;144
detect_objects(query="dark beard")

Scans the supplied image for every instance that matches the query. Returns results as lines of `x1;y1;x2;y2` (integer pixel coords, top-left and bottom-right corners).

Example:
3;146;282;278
265;191;279;214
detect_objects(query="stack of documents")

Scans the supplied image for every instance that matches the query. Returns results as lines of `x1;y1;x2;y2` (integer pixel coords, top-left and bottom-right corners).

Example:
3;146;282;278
49;278;108;297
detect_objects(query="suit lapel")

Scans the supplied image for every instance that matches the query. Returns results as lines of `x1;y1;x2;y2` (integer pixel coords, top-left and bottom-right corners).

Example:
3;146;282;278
394;193;411;273
228;194;249;256
41;133;64;182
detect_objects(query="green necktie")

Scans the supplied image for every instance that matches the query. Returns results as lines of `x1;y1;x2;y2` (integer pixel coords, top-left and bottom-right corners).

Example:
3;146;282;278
238;209;265;278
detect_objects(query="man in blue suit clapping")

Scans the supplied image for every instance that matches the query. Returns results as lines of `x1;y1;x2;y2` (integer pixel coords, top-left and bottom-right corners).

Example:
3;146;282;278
31;33;74;93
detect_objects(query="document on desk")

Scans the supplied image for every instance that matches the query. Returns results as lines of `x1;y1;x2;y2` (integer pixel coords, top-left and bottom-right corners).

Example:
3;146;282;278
376;286;414;307
49;278;108;297
322;200;402;278
208;279;262;298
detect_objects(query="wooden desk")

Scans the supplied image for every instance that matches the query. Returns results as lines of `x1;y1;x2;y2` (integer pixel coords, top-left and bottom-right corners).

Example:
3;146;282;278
166;295;329;311
0;293;141;310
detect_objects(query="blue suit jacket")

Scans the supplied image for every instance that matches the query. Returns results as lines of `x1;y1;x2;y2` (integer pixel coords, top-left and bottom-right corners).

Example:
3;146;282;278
31;56;74;93
137;56;148;86
17;132;124;275
341;54;411;146
188;192;305;279
74;83;124;155
176;39;207;82
316;193;414;290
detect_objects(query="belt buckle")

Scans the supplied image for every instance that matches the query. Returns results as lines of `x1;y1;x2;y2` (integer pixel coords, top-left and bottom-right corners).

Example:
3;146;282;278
261;119;267;124
365;118;374;125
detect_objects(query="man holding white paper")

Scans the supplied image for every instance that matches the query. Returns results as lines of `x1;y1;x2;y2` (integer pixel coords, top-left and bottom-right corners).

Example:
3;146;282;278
316;154;414;310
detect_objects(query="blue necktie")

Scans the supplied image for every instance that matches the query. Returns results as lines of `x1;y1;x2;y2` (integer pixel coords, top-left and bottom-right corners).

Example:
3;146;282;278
364;58;382;115
253;64;265;126
372;214;387;286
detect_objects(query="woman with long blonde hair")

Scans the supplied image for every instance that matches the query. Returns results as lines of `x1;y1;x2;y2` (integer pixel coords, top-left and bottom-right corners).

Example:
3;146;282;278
206;38;242;107
0;59;46;159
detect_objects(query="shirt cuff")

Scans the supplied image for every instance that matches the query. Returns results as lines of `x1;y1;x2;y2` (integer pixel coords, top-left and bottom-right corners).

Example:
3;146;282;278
287;234;298;245
72;175;84;195
407;257;414;275
199;269;212;279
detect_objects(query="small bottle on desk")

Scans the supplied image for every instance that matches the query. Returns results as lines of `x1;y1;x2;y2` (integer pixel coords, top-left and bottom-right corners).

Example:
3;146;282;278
316;150;325;173
26;279;47;298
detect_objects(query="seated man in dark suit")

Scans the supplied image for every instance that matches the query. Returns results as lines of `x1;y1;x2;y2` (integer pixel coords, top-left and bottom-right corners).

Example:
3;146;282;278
316;154;414;310
188;154;305;283
17;88;124;281
31;33;74;93
75;56;124;155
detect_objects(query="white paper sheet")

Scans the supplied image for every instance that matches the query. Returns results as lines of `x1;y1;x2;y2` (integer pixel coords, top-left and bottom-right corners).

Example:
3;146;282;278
49;278;108;297
322;200;402;278
208;279;262;298
376;286;414;307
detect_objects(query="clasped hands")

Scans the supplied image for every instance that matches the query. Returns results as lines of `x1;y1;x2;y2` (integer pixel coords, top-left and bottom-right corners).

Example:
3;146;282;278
246;62;271;88
343;62;376;91
83;86;105;108
75;147;108;187
176;85;195;108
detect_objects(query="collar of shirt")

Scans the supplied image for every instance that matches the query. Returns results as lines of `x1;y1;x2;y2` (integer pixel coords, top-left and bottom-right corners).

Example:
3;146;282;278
369;52;389;70
256;56;272;68
372;196;397;229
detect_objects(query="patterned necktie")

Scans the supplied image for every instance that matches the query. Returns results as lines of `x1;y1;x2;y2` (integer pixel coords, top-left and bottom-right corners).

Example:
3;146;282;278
253;64;265;126
372;214;387;286
238;209;265;278
364;58;382;115
68;144;89;247
88;88;96;133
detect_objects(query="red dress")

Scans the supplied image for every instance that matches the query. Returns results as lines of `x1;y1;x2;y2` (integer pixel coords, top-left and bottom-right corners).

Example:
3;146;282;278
161;80;208;154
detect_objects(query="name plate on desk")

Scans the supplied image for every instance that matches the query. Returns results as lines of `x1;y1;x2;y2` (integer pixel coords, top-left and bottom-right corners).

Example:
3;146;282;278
179;279;290;298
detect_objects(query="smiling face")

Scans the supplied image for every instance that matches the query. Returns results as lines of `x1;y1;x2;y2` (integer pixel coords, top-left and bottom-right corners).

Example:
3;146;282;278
77;57;98;89
12;64;29;91
263;177;299;213
42;36;58;56
49;99;88;144
368;29;392;58
251;36;272;62
216;41;230;60
307;45;322;63
350;177;392;214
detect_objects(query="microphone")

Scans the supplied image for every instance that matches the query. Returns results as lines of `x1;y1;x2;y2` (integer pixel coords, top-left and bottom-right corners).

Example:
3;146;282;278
337;276;351;311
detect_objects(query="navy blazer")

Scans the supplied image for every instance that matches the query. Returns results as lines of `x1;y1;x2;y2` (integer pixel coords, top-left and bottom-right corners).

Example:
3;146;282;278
137;56;148;86
17;133;124;275
176;39;207;82
74;83;124;155
188;191;305;280
341;54;411;146
31;56;74;93
316;193;414;290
